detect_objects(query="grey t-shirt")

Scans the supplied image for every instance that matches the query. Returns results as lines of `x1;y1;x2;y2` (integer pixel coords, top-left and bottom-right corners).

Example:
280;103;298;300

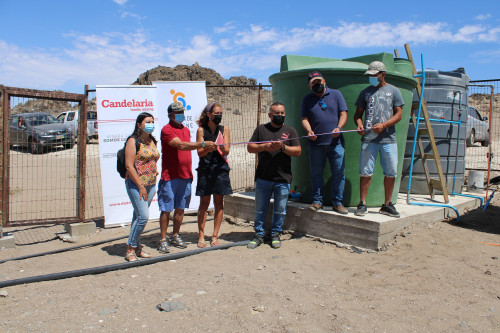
355;83;404;143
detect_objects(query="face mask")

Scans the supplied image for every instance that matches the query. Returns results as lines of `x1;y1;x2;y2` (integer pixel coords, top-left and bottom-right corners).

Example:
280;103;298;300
272;115;285;126
212;115;222;125
369;76;380;87
311;83;325;94
144;123;154;134
174;114;185;123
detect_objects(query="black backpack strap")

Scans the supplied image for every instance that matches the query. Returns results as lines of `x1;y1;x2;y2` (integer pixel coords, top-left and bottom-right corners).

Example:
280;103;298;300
134;136;141;153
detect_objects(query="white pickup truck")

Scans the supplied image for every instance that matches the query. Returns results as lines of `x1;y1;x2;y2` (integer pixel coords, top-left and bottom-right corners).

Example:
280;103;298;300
56;110;98;142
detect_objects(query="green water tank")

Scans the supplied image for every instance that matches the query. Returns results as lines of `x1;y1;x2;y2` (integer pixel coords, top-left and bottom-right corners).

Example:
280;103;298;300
269;53;417;207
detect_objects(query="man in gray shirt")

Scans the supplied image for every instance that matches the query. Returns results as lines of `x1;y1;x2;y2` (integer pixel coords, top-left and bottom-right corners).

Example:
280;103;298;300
353;61;404;218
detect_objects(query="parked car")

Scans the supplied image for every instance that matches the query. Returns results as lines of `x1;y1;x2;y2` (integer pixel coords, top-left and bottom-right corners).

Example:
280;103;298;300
466;106;489;147
10;113;75;153
56;110;98;142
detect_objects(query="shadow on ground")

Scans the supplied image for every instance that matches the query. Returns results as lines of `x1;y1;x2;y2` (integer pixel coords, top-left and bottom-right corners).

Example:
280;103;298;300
446;203;500;235
101;230;254;258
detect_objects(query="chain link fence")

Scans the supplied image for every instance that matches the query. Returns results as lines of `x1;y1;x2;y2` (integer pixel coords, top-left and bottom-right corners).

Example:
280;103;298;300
467;80;499;172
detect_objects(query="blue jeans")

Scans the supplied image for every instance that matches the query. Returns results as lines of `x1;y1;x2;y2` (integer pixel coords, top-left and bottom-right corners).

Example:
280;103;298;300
308;142;345;206
359;142;398;177
254;178;290;238
126;179;156;248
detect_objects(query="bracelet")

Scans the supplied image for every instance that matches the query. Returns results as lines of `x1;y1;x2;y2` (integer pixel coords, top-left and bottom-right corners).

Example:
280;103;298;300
335;127;342;130
280;143;286;152
201;141;206;148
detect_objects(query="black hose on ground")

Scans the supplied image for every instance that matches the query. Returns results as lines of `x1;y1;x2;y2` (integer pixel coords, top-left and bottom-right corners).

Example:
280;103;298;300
0;240;249;288
0;217;213;264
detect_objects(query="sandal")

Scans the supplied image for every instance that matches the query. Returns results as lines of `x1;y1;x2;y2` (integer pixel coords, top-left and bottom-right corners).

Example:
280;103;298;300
136;245;152;258
137;251;152;258
197;242;208;248
125;252;138;262
211;237;220;247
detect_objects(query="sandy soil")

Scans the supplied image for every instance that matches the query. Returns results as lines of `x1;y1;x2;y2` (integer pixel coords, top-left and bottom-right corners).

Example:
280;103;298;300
0;194;499;332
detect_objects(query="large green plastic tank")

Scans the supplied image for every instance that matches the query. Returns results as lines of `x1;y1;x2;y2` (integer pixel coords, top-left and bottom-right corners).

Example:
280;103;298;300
269;53;417;207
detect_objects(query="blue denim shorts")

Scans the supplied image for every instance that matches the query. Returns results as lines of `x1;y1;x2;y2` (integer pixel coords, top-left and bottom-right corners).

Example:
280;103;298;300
158;178;191;212
359;142;398;177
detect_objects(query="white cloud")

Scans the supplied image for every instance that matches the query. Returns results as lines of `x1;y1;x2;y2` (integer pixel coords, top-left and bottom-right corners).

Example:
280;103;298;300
454;25;486;42
236;25;279;46
475;14;491;21
112;0;128;5
0;31;173;90
121;11;146;22
168;35;218;66
214;22;237;34
233;21;497;52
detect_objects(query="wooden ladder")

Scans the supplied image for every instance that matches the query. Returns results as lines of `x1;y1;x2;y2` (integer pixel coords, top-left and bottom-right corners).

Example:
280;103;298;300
401;43;449;203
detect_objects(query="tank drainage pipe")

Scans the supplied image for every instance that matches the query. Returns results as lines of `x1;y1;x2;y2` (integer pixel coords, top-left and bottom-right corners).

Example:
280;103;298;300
0;240;249;288
0;217;213;264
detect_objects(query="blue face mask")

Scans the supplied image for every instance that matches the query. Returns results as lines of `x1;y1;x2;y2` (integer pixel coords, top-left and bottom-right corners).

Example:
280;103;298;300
174;114;185;123
369;76;380;87
144;123;154;134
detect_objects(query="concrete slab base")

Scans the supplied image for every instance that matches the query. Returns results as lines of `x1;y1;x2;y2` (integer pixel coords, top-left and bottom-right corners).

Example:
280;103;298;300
0;233;16;249
224;192;482;250
64;221;96;237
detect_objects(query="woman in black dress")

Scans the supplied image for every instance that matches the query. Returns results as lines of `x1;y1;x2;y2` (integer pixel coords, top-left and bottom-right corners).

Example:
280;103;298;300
196;102;232;247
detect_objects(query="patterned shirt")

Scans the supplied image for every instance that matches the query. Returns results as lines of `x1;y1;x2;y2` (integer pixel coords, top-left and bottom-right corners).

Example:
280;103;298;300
133;141;160;186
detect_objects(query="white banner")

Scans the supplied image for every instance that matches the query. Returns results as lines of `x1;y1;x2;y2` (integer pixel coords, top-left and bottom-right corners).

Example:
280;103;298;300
97;82;208;227
153;81;208;213
96;85;160;227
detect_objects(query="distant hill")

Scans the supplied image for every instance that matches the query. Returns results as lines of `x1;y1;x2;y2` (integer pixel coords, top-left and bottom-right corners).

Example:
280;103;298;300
133;62;257;86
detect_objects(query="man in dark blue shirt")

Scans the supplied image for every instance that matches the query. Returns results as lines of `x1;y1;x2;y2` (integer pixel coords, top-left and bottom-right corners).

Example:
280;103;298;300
301;71;348;214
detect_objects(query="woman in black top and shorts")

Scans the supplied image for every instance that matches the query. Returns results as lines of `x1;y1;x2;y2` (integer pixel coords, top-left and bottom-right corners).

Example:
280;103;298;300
196;102;232;247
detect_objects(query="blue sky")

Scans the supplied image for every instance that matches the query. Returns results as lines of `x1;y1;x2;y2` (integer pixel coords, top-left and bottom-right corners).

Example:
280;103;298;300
1;0;499;93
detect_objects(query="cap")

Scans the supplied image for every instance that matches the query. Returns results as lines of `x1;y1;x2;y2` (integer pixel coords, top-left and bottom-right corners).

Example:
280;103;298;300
168;102;185;113
364;61;386;75
307;71;324;83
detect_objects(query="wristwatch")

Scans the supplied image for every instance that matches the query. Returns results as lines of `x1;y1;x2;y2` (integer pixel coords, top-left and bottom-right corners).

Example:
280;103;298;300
201;141;206;148
280;143;286;152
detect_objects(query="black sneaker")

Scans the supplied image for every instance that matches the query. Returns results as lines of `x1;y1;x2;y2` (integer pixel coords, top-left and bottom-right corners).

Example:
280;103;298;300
247;235;263;249
157;238;170;253
270;233;281;249
170;235;188;249
354;201;367;216
379;202;400;218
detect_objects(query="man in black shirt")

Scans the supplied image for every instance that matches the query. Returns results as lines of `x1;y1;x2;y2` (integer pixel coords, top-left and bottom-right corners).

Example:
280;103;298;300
247;102;302;249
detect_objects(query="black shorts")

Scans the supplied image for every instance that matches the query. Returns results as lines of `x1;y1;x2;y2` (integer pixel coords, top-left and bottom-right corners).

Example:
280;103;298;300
196;170;233;196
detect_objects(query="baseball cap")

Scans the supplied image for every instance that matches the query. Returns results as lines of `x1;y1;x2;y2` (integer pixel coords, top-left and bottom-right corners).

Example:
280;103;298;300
307;71;324;83
364;61;386;75
168;102;185;113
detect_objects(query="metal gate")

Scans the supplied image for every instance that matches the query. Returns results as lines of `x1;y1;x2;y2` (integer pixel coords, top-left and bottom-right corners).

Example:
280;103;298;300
0;85;91;227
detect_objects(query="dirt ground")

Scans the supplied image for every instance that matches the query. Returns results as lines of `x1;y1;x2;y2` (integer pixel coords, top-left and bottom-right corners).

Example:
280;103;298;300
0;194;499;332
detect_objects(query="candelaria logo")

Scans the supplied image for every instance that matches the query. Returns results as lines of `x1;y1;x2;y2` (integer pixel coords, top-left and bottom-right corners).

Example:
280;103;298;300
101;99;154;108
170;89;191;110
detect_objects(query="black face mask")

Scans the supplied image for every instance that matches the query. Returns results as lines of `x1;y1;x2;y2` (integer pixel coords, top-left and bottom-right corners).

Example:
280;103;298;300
312;83;325;94
212;115;222;125
272;115;285;126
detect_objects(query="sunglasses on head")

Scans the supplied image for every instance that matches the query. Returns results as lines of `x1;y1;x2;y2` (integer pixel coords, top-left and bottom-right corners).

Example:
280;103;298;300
319;100;327;111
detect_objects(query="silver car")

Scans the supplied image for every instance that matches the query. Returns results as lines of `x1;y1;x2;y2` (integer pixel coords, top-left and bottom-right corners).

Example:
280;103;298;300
10;112;75;154
466;106;489;147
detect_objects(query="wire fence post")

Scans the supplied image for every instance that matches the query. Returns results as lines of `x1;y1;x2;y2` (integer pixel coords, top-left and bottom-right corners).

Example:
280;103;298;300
0;85;5;237
77;85;88;221
257;83;262;127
